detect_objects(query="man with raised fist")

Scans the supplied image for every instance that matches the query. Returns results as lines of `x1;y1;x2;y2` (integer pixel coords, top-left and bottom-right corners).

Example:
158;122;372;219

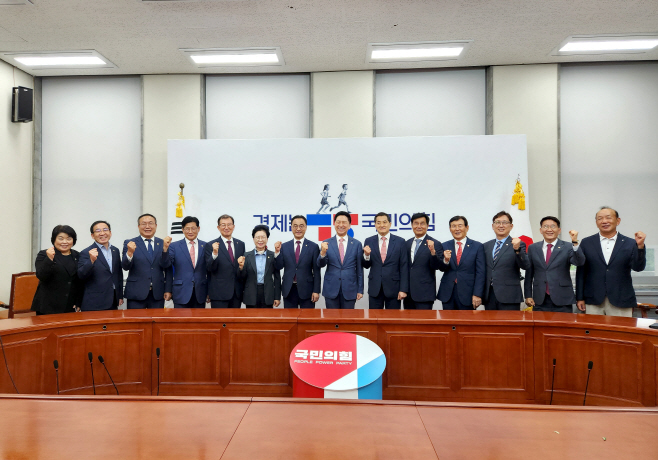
405;212;445;310
121;214;172;309
483;211;529;310
78;220;124;311
204;214;246;308
317;211;364;309
524;216;585;313
362;212;409;309
168;216;209;308
576;207;646;317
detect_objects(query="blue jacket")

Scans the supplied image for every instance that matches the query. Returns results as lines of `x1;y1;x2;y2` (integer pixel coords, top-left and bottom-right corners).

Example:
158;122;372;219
317;236;364;301
274;239;321;300
77;243;123;311
576;233;645;308
204;237;246;301
437;239;486;306
407;235;445;303
362;233;409;298
121;236;172;301
169;238;208;305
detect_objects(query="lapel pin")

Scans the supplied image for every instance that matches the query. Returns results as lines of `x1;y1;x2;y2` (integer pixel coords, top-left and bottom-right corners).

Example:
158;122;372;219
467;245;470;247
557;247;561;249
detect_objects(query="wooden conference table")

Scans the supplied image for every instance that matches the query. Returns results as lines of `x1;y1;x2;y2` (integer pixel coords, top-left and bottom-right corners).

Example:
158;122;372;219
1;309;657;406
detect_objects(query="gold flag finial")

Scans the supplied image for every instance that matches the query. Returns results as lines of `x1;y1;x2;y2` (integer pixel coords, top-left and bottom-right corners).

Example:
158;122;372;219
175;183;185;218
511;175;526;210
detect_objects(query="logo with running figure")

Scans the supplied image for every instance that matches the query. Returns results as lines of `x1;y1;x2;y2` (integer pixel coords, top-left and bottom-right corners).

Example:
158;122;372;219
311;183;357;240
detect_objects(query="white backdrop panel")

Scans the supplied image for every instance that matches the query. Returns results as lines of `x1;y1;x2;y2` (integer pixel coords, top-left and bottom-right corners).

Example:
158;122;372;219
41;76;142;250
168;136;530;309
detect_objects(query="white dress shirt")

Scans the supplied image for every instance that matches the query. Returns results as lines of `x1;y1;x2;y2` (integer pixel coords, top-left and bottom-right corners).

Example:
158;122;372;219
274;237;305;258
599;232;617;264
320;235;349;258
410;235;425;263
126;235;156;262
186;238;199;266
445;237;467;264
542;238;579;262
364;233;389;261
212;236;236;260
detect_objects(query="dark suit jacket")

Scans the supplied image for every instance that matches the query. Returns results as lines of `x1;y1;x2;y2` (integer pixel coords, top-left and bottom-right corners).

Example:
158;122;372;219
407;235;445;302
77;243;123;311
317;236;364;301
274;239;321;299
362;233;409;298
525;239;586;306
437;238;486;306
483;237;529;303
169;238;208;305
31;249;84;314
204;237;246;301
121;236;172;301
576;233;646;308
239;250;281;306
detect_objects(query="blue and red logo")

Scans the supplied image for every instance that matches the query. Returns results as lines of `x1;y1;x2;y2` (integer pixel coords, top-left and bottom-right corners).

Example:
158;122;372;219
306;214;358;241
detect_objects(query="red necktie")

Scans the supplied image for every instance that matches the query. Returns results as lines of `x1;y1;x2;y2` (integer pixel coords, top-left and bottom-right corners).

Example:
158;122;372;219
339;238;345;264
227;240;234;263
294;241;301;282
456;242;463;265
381;236;387;263
189;240;196;268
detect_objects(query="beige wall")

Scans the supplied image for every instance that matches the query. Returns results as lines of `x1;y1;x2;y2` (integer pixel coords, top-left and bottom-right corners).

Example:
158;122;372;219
142;75;203;237
491;64;559;239
312;71;374;138
0;61;33;303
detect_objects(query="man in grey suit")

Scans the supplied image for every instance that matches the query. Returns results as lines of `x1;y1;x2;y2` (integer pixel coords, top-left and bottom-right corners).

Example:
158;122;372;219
483;211;529;310
524;216;585;313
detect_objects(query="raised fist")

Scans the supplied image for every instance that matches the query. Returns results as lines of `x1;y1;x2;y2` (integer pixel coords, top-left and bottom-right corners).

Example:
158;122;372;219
274;241;282;253
363;245;371;256
163;236;172;251
568;230;579;243
512;237;521;250
635;231;646;249
212;242;220;255
127;241;137;256
237;256;245;269
320;242;329;256
443;250;452;262
164;292;172;301
426;239;435;254
46;246;56;261
525;298;535;307
89;248;98;263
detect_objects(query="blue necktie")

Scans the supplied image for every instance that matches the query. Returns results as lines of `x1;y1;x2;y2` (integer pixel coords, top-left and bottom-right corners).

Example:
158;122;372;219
146;239;154;259
414;239;422;256
493;240;503;261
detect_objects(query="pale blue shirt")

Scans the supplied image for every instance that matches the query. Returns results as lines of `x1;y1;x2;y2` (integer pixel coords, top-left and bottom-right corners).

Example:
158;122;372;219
96;242;113;273
492;236;509;258
254;249;267;284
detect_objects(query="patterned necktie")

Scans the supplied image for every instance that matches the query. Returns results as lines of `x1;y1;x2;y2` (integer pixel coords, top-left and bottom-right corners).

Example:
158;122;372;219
414;239;422;257
493;240;503;261
227;240;234;263
146;239;154;259
294;241;301;282
456;241;463;265
339;238;345;264
190;240;196;268
546;243;553;294
381;236;387;263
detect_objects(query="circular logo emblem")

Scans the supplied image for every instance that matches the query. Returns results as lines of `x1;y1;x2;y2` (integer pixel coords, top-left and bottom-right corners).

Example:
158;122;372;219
290;332;386;390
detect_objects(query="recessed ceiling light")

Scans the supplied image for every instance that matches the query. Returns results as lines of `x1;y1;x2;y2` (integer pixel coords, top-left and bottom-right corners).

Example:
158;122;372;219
367;41;472;63
180;47;284;67
0;50;116;70
554;34;658;55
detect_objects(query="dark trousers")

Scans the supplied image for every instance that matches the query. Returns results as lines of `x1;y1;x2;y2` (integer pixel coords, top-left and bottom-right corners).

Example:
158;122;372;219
283;284;315;309
368;286;401;309
325;287;356;309
485;287;521;311
534;294;573;313
211;294;241;309
127;289;164;309
403;297;434;310
441;287;472;310
246;285;273;308
174;288;206;308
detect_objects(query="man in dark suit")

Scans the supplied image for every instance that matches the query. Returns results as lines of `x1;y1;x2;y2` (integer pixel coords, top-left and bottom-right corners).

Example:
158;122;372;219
405;212;444;310
317;211;364;309
238;225;281;308
437;216;486;310
121;213;173;309
273;215;321;308
168;216;208;308
576;207;646;317
483;211;529;310
524;216;585;313
204;214;246;308
77;220;124;311
362;212;409;309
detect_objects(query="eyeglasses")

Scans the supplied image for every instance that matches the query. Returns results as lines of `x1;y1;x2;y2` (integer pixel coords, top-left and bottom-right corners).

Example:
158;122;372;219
219;223;234;229
183;227;198;232
254;236;267;241
292;225;306;230
93;228;110;233
541;225;558;230
493;221;511;226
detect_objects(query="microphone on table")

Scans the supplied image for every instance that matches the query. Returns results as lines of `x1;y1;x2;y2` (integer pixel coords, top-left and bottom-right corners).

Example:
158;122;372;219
53;360;60;395
549;358;556;405
88;352;96;395
156;347;161;396
583;361;593;406
0;334;19;393
98;355;119;395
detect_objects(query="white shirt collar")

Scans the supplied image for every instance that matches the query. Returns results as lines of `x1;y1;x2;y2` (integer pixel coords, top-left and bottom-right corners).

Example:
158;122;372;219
336;234;349;244
543;239;558;248
221;235;234;245
294;237;305;245
186;238;198;246
454;237;467;245
599;232;618;242
141;235;154;244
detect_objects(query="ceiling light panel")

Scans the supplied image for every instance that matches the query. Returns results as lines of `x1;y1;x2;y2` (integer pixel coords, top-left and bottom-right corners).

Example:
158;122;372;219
367;41;472;63
554;34;658;55
180;47;284;67
0;0;33;5
0;50;116;71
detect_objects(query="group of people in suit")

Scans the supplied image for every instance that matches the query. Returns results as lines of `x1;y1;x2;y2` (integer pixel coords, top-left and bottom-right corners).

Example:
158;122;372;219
31;207;646;318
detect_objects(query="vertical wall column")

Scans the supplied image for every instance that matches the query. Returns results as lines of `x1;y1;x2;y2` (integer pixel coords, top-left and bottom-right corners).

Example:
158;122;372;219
311;71;374;138
142;75;203;237
490;64;559;238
